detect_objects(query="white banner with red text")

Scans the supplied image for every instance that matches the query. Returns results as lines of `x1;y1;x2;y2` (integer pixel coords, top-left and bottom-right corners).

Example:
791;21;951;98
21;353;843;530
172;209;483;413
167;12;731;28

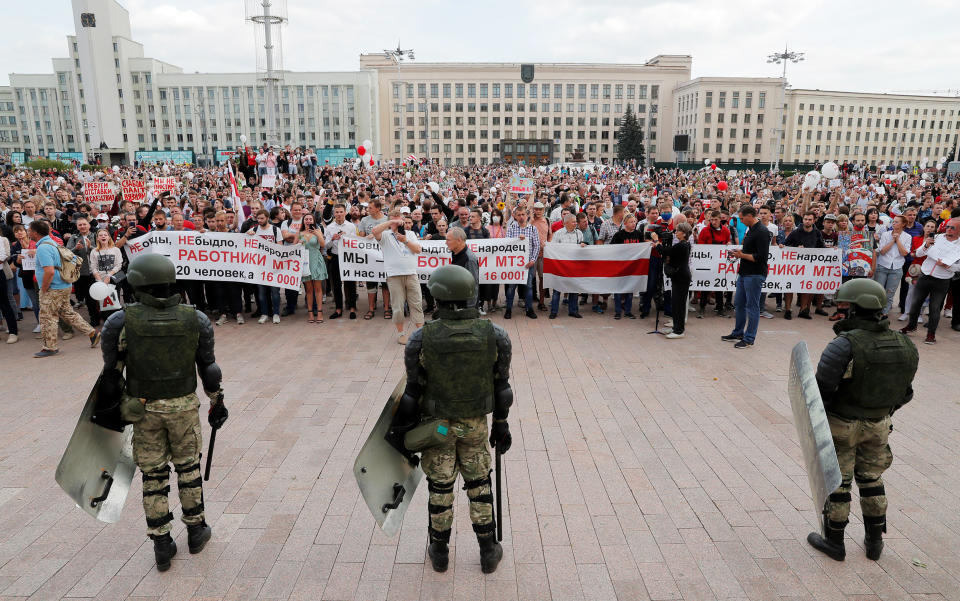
124;231;304;291
689;245;842;293
543;242;651;294
337;235;529;284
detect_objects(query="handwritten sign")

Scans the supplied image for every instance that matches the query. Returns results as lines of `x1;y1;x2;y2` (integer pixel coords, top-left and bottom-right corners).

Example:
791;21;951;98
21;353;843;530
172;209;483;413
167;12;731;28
82;182;116;211
508;176;534;195
121;180;146;204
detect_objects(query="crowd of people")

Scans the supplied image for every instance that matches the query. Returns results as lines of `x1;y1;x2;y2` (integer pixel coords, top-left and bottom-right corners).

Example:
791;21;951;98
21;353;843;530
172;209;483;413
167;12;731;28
2;147;959;355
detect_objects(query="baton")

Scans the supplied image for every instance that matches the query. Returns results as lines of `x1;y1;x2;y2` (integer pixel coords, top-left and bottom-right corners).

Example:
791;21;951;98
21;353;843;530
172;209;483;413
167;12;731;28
203;427;217;481
495;445;503;542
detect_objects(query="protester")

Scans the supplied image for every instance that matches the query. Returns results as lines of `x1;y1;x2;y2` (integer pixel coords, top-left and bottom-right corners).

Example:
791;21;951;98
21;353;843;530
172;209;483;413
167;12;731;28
372;208;424;344
901;217;960;344
611;214;644;320
651;222;693;338
548;214;586;319
722;206;769;348
504;206;540;320
297;212;327;323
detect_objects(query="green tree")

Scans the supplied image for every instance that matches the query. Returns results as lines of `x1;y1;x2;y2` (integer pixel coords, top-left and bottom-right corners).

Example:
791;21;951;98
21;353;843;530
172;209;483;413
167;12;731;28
616;106;645;165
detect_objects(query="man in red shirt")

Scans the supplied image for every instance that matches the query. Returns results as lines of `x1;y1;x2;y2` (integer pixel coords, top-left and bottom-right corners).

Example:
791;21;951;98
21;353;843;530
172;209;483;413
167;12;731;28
696;210;731;318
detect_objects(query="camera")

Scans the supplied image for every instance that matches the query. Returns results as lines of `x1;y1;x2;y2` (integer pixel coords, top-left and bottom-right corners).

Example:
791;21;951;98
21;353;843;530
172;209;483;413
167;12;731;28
643;223;673;246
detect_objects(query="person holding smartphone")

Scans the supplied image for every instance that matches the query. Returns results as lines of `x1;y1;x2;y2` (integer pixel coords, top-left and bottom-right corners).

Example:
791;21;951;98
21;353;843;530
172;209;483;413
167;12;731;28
297;213;327;323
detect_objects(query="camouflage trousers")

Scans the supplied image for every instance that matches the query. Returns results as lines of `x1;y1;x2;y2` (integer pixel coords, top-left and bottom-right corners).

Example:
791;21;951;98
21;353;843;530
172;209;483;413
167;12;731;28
132;408;205;536
825;414;893;532
38;288;94;351
420;416;494;543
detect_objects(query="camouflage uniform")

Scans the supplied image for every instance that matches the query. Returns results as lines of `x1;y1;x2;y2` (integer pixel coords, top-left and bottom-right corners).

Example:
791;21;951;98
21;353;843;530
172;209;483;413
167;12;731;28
101;298;220;537
38;288;94;351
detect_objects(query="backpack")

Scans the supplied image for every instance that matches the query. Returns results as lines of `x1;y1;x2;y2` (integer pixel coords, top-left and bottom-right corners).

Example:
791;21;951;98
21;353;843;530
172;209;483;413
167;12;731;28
40;241;83;283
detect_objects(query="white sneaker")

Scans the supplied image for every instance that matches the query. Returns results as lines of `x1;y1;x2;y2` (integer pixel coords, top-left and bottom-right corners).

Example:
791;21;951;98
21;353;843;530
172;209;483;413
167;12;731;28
236;313;245;325
62;332;74;340
398;333;407;345
5;334;17;344
258;315;269;324
946;309;953;318
897;313;909;321
272;314;281;324
216;314;227;326
478;306;487;316
665;332;685;339
760;311;774;319
664;321;673;328
917;315;924;325
32;324;42;333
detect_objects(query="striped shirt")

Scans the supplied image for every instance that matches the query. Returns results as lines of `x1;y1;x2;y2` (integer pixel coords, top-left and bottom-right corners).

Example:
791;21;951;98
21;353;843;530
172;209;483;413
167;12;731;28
506;222;540;263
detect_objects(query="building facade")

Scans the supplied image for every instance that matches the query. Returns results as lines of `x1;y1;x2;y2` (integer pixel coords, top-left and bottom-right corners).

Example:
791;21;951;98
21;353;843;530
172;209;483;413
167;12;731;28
1;0;957;168
359;53;692;166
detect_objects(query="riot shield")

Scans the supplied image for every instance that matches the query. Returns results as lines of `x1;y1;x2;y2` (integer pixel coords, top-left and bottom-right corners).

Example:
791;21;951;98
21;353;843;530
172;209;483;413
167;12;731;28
55;375;136;523
353;376;424;537
789;341;842;518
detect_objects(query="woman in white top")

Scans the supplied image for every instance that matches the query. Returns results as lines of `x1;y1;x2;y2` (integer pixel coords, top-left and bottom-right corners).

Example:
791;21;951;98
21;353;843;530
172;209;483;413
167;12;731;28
90;229;124;284
873;214;912;317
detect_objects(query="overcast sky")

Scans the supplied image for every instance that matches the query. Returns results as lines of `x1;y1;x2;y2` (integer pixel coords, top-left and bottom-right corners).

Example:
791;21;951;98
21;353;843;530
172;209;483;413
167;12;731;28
4;0;960;96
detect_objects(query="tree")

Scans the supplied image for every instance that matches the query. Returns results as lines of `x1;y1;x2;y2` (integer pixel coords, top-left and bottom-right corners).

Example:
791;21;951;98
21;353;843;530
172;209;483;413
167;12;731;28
616;106;645;165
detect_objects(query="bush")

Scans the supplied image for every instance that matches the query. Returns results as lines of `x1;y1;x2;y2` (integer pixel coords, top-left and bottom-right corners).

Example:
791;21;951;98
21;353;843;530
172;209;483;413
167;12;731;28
779;170;796;177
24;158;72;172
81;164;107;172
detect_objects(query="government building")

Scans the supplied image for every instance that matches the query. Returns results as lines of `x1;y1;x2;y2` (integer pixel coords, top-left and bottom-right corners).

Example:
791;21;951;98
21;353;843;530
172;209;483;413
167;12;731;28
1;0;957;169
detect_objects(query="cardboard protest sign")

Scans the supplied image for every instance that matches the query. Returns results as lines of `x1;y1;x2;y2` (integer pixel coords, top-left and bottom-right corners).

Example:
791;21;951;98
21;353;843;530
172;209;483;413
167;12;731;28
120;180;146;204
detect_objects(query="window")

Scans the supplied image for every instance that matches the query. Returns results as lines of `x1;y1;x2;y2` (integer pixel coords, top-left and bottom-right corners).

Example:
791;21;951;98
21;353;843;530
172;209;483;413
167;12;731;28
719;92;726;108
758;92;765;108
705;92;712;108
745;92;752;109
732;92;739;108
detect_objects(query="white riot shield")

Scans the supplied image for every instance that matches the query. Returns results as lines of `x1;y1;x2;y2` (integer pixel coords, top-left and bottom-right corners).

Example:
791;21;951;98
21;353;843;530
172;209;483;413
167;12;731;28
55;377;136;523
353;376;424;537
789;341;843;517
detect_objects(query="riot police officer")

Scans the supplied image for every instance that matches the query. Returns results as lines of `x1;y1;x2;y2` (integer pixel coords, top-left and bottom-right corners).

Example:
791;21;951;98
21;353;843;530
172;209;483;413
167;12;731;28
100;254;228;572
808;278;918;561
388;265;513;574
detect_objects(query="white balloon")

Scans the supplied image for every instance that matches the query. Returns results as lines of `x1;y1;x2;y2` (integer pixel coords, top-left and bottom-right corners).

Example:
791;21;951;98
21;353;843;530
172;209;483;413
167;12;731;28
111;165;120;173
185;172;194;181
363;139;373;150
518;167;526;175
490;187;497;195
404;172;411;180
429;182;440;193
439;171;446;178
704;158;711;165
727;170;737;177
821;162;840;180
240;134;247;145
804;170;821;183
89;281;112;301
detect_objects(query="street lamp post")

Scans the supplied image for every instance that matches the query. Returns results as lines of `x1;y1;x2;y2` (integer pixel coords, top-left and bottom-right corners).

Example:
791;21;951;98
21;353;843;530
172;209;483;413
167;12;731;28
766;46;804;173
383;45;415;164
191;105;208;166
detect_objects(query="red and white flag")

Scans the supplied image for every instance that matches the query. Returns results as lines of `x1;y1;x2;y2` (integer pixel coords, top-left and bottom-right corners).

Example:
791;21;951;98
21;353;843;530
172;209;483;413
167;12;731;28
406;154;418;163
226;161;242;209
543;242;651;294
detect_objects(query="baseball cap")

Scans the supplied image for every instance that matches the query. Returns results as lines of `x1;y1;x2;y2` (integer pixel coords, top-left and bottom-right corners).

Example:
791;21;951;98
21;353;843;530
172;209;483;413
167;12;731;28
96;213;109;221
533;201;545;209
823;214;838;221
400;206;411;214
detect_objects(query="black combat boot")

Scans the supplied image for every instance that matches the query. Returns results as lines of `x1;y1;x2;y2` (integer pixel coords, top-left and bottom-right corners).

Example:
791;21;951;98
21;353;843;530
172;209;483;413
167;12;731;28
806;517;846;561
151;533;178;571
187;522;212;554
863;516;885;560
428;541;449;572
478;536;503;574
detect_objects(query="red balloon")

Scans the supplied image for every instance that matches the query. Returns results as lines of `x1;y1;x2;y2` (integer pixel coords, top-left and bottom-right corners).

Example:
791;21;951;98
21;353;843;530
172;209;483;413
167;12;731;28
710;164;717;170
369;158;374;166
357;145;366;157
884;179;891;185
717;181;728;191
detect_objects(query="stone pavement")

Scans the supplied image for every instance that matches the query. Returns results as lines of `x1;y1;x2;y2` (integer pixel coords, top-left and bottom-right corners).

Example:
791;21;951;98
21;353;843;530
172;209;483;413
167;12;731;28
1;303;959;601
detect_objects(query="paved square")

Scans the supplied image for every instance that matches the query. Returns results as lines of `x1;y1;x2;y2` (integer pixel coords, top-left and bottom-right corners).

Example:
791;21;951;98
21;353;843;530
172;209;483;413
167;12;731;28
2;306;959;600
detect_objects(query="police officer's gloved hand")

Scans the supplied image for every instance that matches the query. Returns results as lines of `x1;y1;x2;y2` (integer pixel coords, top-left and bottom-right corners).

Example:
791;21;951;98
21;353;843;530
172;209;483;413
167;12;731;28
489;419;511;454
206;389;228;429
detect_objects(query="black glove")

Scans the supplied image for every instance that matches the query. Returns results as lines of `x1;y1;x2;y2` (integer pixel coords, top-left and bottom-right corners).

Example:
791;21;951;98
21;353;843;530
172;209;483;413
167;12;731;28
489;420;511;454
207;391;228;429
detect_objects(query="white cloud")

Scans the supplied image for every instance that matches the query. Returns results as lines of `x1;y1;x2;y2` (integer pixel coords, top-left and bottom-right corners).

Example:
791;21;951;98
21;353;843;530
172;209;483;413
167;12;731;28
1;0;959;96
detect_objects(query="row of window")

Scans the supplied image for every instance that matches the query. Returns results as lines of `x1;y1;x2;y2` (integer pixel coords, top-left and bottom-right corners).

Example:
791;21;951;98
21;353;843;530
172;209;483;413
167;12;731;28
793;144;951;157
702;128;764;139
393;102;659;116
398;116;655;128
702;91;767;109
393;82;661;101
797;115;955;129
394;128;646;141
390;142;649;156
797;103;954;116
795;130;951;143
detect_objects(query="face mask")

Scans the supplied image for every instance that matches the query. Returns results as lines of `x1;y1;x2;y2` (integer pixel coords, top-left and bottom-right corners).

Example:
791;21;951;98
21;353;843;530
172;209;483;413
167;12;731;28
492;216;501;224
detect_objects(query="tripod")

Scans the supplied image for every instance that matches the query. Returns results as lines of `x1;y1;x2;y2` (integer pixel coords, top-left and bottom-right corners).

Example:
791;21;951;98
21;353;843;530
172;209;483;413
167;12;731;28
647;258;669;335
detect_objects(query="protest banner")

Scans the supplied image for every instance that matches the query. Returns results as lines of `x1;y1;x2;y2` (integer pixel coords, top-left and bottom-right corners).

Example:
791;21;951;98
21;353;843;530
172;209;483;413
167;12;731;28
689;245;842;293
508;176;534;195
125;231;304;291
261;174;277;188
82;182;116;211
337;235;528;284
150;177;178;195
120;180;146;204
543;242;651;294
21;254;36;271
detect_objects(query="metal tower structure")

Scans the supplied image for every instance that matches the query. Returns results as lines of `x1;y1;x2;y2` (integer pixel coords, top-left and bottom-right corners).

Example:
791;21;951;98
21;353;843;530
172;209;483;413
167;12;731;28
245;0;287;148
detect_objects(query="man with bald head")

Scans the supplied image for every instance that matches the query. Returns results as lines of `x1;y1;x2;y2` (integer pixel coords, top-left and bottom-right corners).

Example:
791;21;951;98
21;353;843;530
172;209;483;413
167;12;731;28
901;217;960;344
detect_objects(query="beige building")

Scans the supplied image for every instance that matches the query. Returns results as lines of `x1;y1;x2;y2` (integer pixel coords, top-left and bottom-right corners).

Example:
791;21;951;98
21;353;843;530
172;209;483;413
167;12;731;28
783;89;960;166
672;77;786;166
359;54;692;166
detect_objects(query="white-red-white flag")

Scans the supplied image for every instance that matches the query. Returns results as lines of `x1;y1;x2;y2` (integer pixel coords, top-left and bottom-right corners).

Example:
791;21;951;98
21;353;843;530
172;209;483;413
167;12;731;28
543;242;651;294
226;161;242;208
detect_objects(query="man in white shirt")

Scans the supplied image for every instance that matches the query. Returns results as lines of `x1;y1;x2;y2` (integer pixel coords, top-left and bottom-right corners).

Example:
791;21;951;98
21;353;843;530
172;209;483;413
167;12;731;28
246;209;283;323
873;215;911;317
372;208;424;344
325;203;359;319
279;201;304;315
901;217;960;344
548;214;586;319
